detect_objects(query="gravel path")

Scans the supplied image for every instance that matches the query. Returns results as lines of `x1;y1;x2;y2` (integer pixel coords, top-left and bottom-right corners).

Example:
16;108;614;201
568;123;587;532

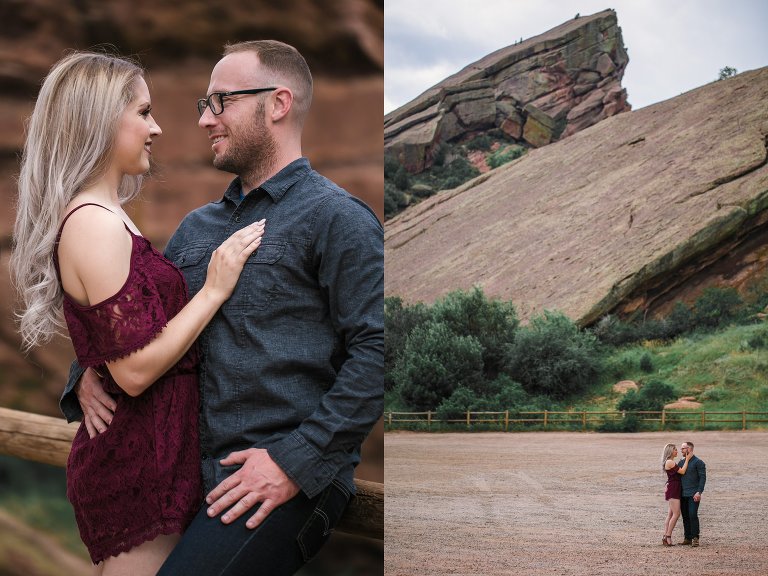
385;431;768;576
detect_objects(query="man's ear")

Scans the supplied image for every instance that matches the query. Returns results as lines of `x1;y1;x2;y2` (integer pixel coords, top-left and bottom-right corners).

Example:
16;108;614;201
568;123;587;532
270;87;293;122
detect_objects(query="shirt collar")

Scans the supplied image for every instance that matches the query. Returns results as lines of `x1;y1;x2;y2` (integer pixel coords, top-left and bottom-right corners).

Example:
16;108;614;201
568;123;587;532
222;157;312;204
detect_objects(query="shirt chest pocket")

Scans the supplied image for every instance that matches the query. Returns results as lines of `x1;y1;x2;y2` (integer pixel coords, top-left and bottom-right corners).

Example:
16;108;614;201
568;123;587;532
173;242;211;297
226;240;286;310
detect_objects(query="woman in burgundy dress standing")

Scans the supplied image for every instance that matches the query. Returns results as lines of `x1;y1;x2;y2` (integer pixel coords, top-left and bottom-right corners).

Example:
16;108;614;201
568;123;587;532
661;443;692;546
11;52;264;575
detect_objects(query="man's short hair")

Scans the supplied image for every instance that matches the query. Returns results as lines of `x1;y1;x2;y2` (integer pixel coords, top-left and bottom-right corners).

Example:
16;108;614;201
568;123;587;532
223;40;313;123
684;441;694;449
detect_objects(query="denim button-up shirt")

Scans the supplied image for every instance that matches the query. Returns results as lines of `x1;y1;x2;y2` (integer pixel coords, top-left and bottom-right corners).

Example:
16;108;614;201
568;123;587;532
62;158;383;499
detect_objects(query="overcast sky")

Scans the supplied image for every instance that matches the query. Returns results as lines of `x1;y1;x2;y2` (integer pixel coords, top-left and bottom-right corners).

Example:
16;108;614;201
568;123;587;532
385;0;768;114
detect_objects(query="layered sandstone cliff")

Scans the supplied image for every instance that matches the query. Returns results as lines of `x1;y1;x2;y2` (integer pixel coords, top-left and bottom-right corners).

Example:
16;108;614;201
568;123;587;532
385;67;768;325
384;9;630;173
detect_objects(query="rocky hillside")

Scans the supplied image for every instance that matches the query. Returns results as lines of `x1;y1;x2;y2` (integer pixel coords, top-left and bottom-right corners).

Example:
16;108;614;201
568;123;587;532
0;0;383;417
384;9;630;174
385;67;768;325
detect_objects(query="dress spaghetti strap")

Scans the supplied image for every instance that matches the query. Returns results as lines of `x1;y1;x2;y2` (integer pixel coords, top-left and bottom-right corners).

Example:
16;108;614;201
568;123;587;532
53;203;125;277
56;203;116;241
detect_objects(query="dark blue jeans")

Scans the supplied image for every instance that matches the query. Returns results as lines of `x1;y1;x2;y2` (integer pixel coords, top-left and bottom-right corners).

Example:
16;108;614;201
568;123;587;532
157;481;350;575
680;495;700;539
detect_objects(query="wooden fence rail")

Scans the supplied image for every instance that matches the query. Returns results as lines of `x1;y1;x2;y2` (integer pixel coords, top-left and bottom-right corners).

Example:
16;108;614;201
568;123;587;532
0;407;383;541
385;409;768;432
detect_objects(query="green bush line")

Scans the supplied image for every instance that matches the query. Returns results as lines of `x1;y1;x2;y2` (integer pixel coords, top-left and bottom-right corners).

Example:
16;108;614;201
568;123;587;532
386;286;768;429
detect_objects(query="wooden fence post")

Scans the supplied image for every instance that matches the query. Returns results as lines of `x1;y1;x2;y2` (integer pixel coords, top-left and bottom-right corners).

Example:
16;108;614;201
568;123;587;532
743;410;746;431
505;410;509;432
582;411;586;431
661;410;666;431
543;410;548;429
466;410;471;430
427;410;432;431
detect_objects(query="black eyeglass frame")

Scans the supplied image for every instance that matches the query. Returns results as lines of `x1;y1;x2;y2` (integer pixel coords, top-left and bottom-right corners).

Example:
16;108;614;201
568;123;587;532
197;88;278;116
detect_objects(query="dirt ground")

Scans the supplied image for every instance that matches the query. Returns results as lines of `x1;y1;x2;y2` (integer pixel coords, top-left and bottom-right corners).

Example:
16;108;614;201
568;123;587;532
384;431;768;576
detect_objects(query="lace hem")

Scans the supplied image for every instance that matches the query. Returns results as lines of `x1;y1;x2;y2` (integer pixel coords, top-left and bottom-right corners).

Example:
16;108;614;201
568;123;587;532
78;320;169;367
87;517;191;564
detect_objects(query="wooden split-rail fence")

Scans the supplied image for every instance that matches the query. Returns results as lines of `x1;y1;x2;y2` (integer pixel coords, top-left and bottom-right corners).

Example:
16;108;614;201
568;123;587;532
385;409;768;431
0;407;383;541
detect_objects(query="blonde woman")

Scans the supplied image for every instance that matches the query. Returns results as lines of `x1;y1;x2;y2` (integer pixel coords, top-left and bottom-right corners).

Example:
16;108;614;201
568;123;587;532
661;443;692;546
11;52;264;575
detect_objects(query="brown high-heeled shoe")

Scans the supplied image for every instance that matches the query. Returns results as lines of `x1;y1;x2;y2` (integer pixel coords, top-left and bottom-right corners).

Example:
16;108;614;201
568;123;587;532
663;535;674;546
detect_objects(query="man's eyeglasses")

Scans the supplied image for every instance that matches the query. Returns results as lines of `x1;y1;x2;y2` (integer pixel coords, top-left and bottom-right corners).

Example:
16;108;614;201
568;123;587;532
197;88;277;117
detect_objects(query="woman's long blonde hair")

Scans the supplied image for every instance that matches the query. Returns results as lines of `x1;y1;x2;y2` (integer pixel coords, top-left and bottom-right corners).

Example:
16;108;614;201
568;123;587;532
661;443;676;473
11;51;144;351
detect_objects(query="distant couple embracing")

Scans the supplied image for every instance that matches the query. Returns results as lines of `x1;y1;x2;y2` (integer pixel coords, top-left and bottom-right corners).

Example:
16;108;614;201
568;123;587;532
661;441;706;547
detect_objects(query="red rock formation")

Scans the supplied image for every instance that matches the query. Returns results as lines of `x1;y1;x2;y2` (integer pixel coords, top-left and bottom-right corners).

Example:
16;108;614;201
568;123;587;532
385;67;768;326
384;9;630;173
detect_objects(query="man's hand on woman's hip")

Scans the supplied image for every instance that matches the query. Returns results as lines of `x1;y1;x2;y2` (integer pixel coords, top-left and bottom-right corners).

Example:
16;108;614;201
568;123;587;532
206;448;301;529
76;367;115;438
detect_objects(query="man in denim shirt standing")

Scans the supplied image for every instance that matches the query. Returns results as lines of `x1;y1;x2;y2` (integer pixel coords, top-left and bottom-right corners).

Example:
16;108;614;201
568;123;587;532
678;441;706;547
62;40;383;575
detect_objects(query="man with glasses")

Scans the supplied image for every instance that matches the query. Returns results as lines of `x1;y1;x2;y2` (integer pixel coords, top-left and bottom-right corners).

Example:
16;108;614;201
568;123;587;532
678;441;706;547
63;40;383;574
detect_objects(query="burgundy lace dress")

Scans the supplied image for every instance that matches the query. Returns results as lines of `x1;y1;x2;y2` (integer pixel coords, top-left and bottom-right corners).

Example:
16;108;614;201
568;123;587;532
665;464;682;500
54;204;201;563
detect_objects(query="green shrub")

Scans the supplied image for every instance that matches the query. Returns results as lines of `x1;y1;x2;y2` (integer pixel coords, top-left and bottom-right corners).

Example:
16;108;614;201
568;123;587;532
592;314;640;347
436;387;493;420
717;66;738;81
384;181;408;220
746;329;768;350
616;389;645;412
692;287;744;329
700;387;727;402
505;311;602;399
639;379;677;409
430;287;518;381
430;157;479;190
616;378;676;412
432;142;448;166
596;413;641;432
394;322;484;410
384;154;401;179
639;352;654;373
667;301;694;335
393;165;411;190
487;144;526;169
384;297;431;391
466;134;492;151
491;375;530;409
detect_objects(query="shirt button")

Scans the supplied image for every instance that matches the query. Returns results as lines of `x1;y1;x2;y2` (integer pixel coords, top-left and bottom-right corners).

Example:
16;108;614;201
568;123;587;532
235;216;241;223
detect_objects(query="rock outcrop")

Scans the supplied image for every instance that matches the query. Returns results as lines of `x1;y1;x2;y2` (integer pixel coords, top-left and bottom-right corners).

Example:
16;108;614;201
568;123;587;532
385;67;768;326
384;9;630;173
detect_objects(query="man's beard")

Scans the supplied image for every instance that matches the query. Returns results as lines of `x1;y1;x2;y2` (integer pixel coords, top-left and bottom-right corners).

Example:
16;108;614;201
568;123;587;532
213;102;278;188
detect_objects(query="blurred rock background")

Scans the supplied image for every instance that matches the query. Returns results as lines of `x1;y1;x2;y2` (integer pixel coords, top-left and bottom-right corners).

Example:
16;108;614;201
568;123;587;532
0;1;383;573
